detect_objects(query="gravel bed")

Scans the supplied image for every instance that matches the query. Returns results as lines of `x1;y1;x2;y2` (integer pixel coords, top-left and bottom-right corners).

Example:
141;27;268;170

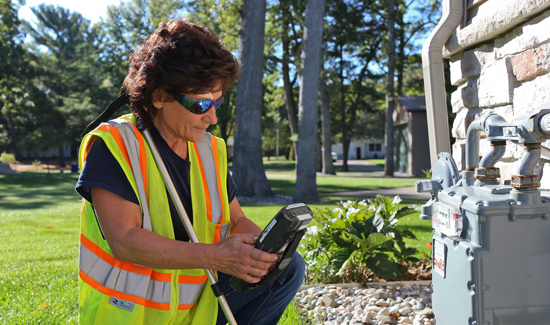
294;282;435;325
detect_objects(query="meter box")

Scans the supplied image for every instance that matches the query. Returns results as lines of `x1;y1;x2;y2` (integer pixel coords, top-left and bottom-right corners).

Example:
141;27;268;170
426;183;550;325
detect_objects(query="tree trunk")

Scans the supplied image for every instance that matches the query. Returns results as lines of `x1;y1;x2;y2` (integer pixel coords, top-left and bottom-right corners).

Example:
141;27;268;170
396;6;405;97
338;43;349;172
282;42;299;164
232;0;273;197
294;0;324;203
384;0;396;177
5;108;22;160
320;76;335;175
57;122;66;168
316;136;322;172
281;2;299;164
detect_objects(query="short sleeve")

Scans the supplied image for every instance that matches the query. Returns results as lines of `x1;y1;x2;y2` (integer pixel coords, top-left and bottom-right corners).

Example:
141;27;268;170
227;170;237;202
75;137;139;205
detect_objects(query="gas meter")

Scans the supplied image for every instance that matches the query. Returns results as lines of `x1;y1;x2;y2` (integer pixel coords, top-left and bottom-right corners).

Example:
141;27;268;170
416;104;550;325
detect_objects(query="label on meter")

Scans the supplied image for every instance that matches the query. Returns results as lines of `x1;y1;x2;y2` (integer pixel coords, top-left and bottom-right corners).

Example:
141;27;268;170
432;201;463;237
433;239;446;278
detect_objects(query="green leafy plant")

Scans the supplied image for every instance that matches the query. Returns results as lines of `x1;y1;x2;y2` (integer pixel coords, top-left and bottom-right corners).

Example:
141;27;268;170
422;168;432;179
300;196;419;283
32;159;41;172
0;152;15;164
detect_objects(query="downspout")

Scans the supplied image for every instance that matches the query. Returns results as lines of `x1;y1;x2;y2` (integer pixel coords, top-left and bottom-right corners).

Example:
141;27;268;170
422;0;463;166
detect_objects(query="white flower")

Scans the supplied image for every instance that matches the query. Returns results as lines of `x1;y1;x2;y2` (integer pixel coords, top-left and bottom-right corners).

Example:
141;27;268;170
306;226;318;235
392;195;402;205
342;200;353;209
358;200;367;206
346;207;360;217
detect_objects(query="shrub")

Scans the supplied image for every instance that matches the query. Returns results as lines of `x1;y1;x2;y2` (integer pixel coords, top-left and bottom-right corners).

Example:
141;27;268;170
300;195;419;284
0;152;16;164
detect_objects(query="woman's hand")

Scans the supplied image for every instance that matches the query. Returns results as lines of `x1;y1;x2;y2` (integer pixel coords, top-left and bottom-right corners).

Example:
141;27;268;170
207;233;279;283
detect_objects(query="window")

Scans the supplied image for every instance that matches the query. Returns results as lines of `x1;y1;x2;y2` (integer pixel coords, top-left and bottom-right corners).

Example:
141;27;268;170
369;144;382;152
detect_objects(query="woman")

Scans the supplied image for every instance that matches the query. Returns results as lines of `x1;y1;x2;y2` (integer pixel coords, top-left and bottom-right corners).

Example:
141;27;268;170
76;19;304;325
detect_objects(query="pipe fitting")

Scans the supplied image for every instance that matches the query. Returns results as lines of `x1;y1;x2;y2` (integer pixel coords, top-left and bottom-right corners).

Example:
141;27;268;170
474;167;501;179
517;143;541;175
511;175;540;189
511;143;542;189
479;141;507;168
465;114;507;171
539;113;550;136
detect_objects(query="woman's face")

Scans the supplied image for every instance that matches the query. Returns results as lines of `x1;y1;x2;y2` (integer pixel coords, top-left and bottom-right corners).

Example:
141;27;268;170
152;88;222;143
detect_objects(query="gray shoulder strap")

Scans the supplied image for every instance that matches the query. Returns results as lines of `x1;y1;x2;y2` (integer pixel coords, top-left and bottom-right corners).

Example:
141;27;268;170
195;133;223;224
104;120;153;232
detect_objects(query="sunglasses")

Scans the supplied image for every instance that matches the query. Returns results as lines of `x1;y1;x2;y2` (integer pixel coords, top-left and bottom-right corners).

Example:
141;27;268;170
167;90;224;115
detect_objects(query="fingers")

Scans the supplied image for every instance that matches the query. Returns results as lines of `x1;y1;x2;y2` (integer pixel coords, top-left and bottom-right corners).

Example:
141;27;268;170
248;247;279;263
232;233;256;245
211;235;281;281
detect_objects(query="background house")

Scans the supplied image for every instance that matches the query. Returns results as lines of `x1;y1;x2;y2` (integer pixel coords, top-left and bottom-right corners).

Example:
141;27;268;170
445;0;550;188
393;96;431;176
331;138;385;160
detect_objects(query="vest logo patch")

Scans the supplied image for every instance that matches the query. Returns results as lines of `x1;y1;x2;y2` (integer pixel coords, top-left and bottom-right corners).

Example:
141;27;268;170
109;297;135;311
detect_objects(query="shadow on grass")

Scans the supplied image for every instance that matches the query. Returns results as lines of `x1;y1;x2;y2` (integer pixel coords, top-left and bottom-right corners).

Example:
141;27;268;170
0;173;81;210
269;179;419;197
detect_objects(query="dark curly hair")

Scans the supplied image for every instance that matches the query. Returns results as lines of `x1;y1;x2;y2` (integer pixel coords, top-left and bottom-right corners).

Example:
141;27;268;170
123;19;241;126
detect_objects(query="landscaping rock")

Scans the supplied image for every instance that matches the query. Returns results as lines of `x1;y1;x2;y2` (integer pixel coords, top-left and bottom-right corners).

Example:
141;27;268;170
322;294;340;308
295;282;434;325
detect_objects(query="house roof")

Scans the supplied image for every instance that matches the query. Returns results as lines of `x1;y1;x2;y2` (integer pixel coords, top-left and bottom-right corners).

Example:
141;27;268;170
398;96;426;112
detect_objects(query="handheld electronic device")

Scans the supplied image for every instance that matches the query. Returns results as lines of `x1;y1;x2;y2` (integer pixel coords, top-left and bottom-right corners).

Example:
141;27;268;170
229;203;313;293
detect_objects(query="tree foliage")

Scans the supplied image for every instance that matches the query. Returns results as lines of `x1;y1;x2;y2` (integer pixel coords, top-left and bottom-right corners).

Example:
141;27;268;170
24;4;109;166
0;0;441;188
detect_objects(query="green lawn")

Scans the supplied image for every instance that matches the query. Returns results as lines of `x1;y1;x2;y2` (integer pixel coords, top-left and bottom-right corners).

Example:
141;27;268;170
269;177;417;198
0;173;81;324
366;158;385;167
0;171;431;324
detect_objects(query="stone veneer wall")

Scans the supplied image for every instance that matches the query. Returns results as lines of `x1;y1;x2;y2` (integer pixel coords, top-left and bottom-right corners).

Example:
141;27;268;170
446;3;550;189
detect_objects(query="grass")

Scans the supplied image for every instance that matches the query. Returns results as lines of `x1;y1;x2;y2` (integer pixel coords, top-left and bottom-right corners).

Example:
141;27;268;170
0;173;81;324
366;158;385;167
269;177;417;198
262;157;296;170
0;169;431;325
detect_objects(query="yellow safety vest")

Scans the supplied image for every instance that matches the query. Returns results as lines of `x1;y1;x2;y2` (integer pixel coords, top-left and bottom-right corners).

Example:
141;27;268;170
78;114;231;325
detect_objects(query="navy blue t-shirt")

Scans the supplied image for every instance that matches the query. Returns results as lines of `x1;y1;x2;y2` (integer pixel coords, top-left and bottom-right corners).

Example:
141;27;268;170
75;126;237;242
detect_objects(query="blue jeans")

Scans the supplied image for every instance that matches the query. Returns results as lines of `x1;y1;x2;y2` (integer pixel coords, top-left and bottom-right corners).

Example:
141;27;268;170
215;252;305;325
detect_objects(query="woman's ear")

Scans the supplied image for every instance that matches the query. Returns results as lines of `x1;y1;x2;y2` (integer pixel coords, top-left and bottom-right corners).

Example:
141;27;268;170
152;89;165;109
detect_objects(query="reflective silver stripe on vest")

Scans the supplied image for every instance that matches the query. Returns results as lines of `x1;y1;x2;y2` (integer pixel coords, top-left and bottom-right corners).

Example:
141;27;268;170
179;282;207;305
219;223;231;240
196;133;223;224
104;120;153;232
79;243;172;303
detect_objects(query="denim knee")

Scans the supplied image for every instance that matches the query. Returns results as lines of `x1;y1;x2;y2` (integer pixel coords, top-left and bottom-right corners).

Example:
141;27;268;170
279;251;306;291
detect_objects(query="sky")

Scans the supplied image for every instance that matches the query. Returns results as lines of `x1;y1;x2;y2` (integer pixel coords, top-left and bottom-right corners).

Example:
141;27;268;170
18;0;121;24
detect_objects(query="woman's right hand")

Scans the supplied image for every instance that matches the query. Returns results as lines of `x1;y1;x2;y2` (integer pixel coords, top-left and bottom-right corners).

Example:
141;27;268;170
207;233;279;283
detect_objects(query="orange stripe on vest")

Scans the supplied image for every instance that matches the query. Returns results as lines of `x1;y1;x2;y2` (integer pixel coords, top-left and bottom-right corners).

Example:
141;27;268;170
192;142;212;222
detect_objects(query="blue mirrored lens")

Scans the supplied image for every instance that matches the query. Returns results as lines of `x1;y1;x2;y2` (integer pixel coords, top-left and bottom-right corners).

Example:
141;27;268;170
170;91;224;114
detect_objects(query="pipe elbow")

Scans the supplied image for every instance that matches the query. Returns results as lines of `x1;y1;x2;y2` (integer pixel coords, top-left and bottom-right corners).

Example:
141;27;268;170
465;119;484;170
479;142;506;168
465;114;507;170
517;143;542;176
